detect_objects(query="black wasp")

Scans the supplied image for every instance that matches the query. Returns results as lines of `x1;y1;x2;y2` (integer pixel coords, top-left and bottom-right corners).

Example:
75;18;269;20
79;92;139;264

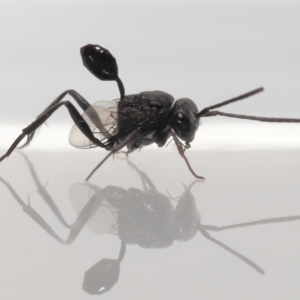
1;44;300;179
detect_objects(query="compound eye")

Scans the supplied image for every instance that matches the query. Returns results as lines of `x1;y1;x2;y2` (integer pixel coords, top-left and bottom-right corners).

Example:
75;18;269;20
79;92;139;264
176;113;192;134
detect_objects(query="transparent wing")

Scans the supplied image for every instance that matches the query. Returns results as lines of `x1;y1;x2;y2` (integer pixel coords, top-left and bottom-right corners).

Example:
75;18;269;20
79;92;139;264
69;183;119;235
69;100;118;149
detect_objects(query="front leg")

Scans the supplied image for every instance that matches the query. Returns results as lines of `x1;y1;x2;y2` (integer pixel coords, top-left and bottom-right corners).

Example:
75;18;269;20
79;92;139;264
170;130;204;180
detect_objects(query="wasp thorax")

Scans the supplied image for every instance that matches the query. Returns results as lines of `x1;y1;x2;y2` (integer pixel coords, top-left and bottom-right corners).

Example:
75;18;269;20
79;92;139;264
171;98;199;142
80;44;118;81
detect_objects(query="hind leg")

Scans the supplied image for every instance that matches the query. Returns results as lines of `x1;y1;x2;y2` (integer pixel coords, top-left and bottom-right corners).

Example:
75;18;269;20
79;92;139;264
0;100;107;163
21;90;92;147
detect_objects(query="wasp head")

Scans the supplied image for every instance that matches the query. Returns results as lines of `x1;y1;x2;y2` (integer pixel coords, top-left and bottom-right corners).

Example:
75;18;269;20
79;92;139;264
171;99;199;142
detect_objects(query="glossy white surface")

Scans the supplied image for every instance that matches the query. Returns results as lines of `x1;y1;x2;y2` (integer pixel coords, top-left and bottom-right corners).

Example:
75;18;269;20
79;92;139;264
0;144;300;299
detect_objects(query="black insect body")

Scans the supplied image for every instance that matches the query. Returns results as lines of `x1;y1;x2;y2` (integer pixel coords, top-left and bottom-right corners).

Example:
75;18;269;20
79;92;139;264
68;88;201;179
2;44;300;179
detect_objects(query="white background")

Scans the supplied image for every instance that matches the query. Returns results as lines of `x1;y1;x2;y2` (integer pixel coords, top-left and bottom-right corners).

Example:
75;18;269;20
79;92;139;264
1;1;300;299
1;0;300;125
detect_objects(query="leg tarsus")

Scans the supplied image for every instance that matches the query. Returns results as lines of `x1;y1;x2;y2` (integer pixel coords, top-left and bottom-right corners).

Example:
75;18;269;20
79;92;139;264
170;130;204;180
0;132;26;162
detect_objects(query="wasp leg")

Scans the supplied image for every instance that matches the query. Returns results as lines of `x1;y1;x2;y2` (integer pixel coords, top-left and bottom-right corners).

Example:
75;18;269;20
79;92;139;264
170;131;204;180
20;90;92;148
19;152;70;228
0;175;105;245
0;101;107;163
86;151;115;181
0;176;65;243
86;130;140;181
124;159;157;192
42;89;91;113
118;150;134;157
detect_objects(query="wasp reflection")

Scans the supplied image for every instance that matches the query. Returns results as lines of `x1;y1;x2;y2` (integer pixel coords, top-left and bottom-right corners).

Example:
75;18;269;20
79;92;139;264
1;153;300;296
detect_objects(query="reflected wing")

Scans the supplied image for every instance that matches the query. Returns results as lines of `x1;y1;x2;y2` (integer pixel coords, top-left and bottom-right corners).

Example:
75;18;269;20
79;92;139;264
69;100;118;149
69;183;119;235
